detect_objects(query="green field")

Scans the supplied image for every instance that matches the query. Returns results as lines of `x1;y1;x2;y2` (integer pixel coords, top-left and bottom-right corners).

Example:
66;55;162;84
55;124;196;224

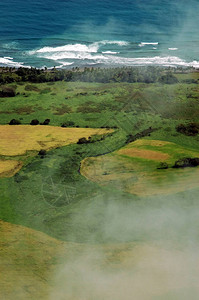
1;71;199;299
1;76;199;239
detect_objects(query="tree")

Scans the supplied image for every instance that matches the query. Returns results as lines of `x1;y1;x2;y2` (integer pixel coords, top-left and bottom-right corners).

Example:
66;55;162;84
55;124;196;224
9;119;21;125
159;73;178;84
77;137;88;144
38;149;47;159
30;119;39;125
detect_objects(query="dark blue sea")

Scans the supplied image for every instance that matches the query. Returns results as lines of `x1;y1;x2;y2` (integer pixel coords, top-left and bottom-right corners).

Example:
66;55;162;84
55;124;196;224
0;0;199;68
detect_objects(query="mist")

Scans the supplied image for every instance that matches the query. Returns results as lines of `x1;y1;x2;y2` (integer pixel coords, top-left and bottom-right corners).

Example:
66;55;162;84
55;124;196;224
48;187;199;299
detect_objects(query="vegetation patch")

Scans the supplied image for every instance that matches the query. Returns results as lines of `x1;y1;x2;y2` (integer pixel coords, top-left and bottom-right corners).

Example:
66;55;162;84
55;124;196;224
25;84;40;92
53;104;73;115
176;122;199;136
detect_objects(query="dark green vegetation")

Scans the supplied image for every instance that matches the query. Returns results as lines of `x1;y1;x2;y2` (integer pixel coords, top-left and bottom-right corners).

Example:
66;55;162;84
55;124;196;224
0;68;199;243
0;66;198;85
176;122;199;136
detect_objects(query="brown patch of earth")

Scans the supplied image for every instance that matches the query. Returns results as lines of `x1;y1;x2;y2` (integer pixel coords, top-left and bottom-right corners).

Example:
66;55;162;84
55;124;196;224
118;148;170;161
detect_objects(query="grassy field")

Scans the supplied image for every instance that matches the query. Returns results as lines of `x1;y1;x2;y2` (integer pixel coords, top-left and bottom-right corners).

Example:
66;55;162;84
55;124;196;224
0;77;199;238
1;73;199;298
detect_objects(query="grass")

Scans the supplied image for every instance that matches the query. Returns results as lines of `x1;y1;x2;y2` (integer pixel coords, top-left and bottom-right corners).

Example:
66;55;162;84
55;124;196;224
0;76;199;239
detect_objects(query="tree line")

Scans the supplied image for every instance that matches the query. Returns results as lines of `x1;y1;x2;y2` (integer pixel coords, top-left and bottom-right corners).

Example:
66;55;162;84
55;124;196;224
0;65;196;85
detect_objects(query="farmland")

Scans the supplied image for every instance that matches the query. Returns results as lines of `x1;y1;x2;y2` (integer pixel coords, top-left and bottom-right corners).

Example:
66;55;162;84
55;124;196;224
1;68;199;298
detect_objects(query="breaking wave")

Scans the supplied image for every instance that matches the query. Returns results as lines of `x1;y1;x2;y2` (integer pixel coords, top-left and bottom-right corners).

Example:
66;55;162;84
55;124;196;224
0;57;29;68
138;42;159;47
30;40;129;55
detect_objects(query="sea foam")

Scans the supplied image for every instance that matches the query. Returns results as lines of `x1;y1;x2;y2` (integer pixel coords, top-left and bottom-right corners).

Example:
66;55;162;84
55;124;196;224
139;42;159;47
168;48;178;51
0;57;28;68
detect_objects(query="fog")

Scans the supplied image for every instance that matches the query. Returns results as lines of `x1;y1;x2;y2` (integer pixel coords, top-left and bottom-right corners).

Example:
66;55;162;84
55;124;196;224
48;188;199;299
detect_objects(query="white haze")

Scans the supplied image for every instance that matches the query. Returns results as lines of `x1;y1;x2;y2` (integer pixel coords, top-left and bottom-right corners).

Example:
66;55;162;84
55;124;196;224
49;190;199;299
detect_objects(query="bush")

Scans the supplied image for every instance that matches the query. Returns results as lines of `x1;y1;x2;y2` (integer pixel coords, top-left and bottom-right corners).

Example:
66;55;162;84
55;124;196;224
9;119;21;125
30;119;39;125
38;149;47;158
176;123;199;136
0;86;16;97
77;137;88;144
40;119;50;125
173;157;199;168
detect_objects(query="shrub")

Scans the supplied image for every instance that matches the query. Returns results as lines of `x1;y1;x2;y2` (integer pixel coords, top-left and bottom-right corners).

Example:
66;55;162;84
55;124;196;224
30;119;39;125
176;123;199;136
38;149;47;158
9;119;21;125
0;86;16;97
77;137;88;144
40;119;50;125
173;157;199;168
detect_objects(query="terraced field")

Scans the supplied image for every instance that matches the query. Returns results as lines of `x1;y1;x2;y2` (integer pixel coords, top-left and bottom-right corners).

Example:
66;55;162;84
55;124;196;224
81;139;199;196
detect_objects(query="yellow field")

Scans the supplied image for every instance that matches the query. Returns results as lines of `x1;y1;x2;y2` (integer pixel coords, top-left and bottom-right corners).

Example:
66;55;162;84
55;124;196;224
0;125;111;156
0;125;112;178
0;160;23;177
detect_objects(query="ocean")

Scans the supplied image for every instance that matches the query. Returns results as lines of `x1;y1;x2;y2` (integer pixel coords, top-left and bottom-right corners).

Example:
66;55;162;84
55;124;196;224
0;0;199;69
